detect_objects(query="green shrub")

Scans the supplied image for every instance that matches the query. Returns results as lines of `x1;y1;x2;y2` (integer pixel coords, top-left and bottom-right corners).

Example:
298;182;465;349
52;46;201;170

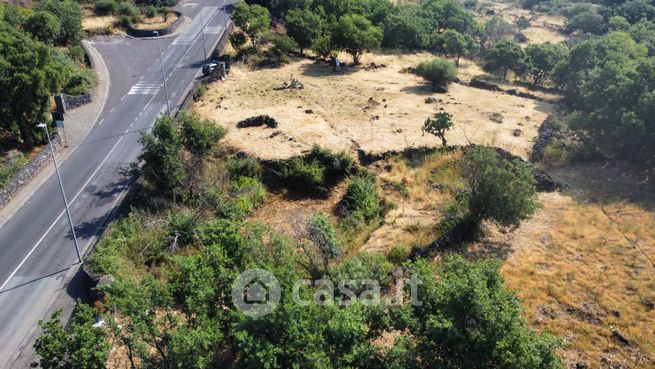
280;146;355;192
167;213;200;251
94;0;117;15
343;172;381;223
64;68;96;95
116;14;132;27
387;243;409;265
143;5;157;18
234;176;266;214
542;140;568;167
281;157;325;188
117;2;139;17
336;252;394;294
67;45;85;64
0;153;27;188
226;155;262;180
229;31;247;51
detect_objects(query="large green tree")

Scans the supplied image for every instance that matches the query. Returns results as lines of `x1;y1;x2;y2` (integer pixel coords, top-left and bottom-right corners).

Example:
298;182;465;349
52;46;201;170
395;256;563;369
35;0;83;46
525;42;568;86
232;2;271;48
439;29;479;65
0;24;65;148
460;146;540;230
332;14;383;64
23;11;61;45
285;8;324;54
483;38;530;79
34;303;110;369
137;115;185;200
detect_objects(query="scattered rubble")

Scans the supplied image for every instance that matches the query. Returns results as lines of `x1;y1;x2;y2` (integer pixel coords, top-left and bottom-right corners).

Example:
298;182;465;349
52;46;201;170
273;75;304;90
237;115;279;129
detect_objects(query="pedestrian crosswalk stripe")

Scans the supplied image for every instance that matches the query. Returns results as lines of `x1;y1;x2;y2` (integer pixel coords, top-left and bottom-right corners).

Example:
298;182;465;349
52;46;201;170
128;82;161;95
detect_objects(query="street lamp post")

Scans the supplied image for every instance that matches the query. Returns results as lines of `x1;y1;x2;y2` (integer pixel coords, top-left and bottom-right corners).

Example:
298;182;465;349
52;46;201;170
153;31;171;116
37;123;82;264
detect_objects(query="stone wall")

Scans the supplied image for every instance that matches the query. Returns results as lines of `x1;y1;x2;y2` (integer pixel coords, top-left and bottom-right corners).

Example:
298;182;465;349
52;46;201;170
0;135;63;208
62;93;93;110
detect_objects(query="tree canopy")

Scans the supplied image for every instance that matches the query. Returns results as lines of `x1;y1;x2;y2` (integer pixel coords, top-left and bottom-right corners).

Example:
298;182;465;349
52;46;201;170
332;14;383;64
483;38;530;79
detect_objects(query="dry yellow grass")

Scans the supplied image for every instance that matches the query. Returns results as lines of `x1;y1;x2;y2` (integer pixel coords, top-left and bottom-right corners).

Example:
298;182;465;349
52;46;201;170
132;14;178;31
477;0;567;45
193;52;552;161
363;150;462;254
464;160;655;369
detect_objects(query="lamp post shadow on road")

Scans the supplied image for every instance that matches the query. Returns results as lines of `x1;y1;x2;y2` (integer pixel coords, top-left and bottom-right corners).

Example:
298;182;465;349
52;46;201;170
37;123;82;264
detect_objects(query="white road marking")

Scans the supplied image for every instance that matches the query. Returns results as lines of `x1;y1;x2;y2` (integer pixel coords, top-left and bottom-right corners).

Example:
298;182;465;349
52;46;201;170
0;135;126;292
98;118;105;125
128;81;161;95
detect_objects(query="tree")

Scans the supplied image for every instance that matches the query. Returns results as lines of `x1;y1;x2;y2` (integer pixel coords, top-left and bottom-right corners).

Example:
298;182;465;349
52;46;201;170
23;11;61;45
137;115;185;200
415;58;457;92
0;24;66;149
525;42;568;86
440;29;478;65
304;212;341;276
483;38;530;79
34;303;110;369
35;0;83;45
398;256;563;369
382;5;433;50
285;8;324;54
229;31;247;51
422;112;454;146
312;33;338;62
231;2;270;48
483;16;515;47
332;14;383;65
460;146;539;230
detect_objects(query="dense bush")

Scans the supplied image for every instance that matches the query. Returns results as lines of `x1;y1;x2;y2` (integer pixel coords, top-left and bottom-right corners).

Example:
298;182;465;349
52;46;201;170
23;11;61;44
342;172;382;223
460;146;539;231
336;252;394;294
281;145;355;191
226;155;262;180
64;68;97;95
0;153;27;188
415;58;458;91
94;0;118;16
36;0;83;45
117;2;139;17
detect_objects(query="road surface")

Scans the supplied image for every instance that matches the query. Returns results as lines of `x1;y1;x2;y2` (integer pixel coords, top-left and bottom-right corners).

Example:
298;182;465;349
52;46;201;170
0;1;233;367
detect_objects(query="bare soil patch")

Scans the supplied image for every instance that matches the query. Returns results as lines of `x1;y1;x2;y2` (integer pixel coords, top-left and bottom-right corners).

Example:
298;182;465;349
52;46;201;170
132;14;178;31
193;52;553;161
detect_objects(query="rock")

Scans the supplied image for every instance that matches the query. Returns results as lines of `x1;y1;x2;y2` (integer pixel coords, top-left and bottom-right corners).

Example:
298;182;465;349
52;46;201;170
304;109;314;114
237;115;279;129
640;298;655;310
425;97;438;104
270;130;282;138
531;115;563;162
469;77;502;91
488;112;504;123
514;32;528;43
363;62;387;71
513;128;522;137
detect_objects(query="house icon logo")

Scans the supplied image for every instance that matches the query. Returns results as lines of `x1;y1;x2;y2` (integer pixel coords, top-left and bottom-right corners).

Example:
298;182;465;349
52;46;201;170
232;269;281;317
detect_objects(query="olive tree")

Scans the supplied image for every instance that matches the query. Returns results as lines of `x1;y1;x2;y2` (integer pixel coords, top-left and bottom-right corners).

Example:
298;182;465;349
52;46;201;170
460;146;540;231
332;14;383;65
422;112;454;147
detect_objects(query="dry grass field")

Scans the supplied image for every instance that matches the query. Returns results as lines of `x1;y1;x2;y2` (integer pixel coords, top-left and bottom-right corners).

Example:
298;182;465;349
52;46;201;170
193;52;553;161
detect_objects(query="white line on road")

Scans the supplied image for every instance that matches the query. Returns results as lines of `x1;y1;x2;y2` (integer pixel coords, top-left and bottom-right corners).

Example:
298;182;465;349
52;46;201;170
98;118;105;125
0;135;126;292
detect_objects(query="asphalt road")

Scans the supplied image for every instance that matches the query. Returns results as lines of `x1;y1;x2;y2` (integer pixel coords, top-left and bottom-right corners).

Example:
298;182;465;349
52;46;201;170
0;1;233;367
